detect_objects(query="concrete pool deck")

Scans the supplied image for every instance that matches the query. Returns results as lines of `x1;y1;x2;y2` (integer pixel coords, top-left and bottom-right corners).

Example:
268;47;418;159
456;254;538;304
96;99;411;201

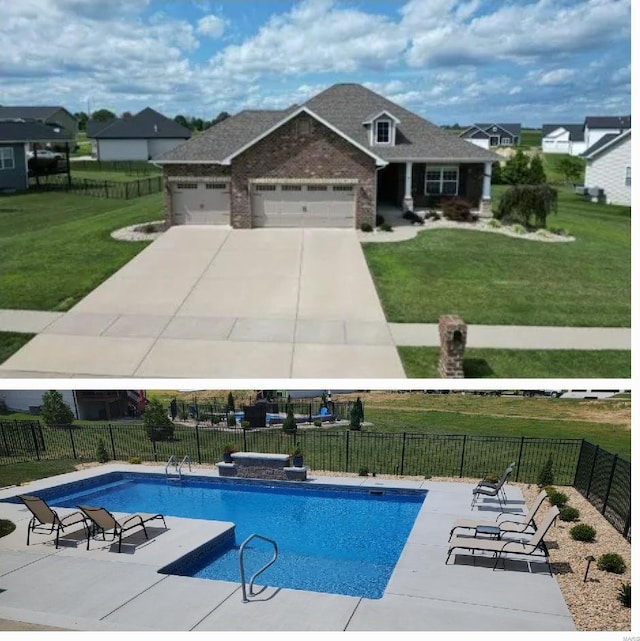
0;465;575;631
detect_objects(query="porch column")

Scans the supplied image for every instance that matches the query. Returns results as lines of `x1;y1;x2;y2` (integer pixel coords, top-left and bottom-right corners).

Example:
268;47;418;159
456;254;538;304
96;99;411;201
403;161;413;211
480;161;493;217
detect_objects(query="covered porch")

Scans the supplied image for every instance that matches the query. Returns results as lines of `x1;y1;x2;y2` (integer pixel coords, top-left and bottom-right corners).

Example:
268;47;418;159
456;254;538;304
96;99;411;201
376;160;493;216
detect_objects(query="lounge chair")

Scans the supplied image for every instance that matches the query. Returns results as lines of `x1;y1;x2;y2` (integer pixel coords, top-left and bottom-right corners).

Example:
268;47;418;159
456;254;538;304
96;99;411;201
78;505;166;553
471;463;513;509
449;490;548;540
18;495;87;549
446;506;560;572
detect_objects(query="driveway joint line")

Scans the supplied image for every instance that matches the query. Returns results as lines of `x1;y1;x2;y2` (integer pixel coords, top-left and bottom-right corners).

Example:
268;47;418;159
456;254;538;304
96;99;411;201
100;574;169;621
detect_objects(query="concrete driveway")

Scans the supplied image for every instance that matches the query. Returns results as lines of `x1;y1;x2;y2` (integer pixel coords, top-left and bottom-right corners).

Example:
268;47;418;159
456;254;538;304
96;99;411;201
0;227;405;378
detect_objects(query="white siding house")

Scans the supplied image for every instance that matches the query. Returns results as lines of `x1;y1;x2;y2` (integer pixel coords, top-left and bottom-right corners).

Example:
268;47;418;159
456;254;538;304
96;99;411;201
94;139;149;161
583;130;631;206
541;125;586;156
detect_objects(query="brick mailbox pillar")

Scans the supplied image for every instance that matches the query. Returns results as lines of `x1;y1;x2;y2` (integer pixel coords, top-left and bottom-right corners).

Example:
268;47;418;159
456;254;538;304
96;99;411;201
438;315;467;378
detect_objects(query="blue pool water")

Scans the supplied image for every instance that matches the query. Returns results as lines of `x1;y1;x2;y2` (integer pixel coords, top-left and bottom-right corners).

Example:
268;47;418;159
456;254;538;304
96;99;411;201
7;473;426;599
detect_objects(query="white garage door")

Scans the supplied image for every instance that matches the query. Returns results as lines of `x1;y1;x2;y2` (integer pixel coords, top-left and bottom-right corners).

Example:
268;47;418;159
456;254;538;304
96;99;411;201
251;183;355;227
170;181;230;225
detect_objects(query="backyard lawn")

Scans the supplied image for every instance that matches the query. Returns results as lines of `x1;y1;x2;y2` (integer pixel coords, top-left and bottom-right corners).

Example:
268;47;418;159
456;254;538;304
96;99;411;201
363;189;630;327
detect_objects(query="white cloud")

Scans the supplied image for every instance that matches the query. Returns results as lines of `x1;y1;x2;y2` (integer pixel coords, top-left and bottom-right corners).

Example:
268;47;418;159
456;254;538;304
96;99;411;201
197;14;226;38
537;68;576;86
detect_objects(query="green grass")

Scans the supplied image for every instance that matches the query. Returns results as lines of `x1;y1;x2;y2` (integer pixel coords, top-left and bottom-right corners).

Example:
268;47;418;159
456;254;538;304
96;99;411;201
0;459;79;487
519;129;541;147
364;189;630;326
0;333;34;362
542;153;585;185
70;170;161;183
0;191;162;311
0;519;16;537
399;347;631;379
71;132;92;157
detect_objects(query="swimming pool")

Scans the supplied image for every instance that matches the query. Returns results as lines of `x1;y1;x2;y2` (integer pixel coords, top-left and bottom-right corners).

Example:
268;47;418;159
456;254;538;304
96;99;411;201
5;472;426;599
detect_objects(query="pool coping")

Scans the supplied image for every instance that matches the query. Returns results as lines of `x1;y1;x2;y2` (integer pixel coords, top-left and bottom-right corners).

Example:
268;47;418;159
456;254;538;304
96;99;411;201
0;464;576;631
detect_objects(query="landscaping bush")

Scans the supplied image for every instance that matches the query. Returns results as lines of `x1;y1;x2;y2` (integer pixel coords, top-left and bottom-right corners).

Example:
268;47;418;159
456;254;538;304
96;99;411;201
143;398;175;441
379;222;393;232
375;214;385;226
227;412;237;428
511;223;525;234
548;491;568;508
597;553;627;574
537;456;555;487
488;218;502;228
360;222;373;232
128;456;142;464
501;149;531;185
570;523;596;542
241;420;251;430
41;390;75;428
559;506;580;522
491;161;503;185
617;582;631;608
402;210;424;225
313;420;322;427
226;392;235;413
358;467;369;477
495;184;558;229
349;404;362;431
95;438;109;463
441;198;474;222
528;155;547;184
0;519;16;538
282;407;297;434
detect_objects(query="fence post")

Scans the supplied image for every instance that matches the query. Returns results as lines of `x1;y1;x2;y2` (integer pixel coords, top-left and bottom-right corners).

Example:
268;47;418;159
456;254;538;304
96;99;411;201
137;179;141;198
124;182;129;200
515;436;525;482
601;454;618;516
0;422;8;456
195;424;202;464
623;510;631;541
30;423;40;461
400;432;407;476
68;425;77;459
459;434;467;477
109;425;116;460
152;438;157;462
585;444;599;498
573;439;586;487
308;403;312;423
104;180;109;198
242;428;247;451
345;430;350;473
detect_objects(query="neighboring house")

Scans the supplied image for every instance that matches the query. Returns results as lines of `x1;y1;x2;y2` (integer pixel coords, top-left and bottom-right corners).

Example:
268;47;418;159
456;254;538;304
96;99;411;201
541;124;586;156
582;129;631;206
458;123;521;149
1;390;147;420
0;106;78;141
0;120;73;191
87;107;191;161
156;83;498;229
583;115;630;151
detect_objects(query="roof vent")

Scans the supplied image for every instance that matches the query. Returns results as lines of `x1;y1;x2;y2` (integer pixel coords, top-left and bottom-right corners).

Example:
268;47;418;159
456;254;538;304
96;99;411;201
154;124;158;133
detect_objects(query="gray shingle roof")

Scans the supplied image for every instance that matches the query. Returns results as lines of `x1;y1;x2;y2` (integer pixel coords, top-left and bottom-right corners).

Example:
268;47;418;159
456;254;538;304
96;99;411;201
86;119;116;137
585;115;631;129
582;129;631;158
462;123;522;138
541;123;584;141
0;106;69;122
89;107;191;139
157;83;498;163
0;120;74;142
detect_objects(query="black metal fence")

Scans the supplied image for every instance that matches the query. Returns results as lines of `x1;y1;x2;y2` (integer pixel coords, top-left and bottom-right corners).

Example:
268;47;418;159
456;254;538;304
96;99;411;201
0;420;629;540
28;174;162;199
70;160;159;175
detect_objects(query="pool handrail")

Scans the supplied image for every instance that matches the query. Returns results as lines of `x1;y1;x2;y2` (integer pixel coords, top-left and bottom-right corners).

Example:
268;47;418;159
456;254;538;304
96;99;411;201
238;533;279;603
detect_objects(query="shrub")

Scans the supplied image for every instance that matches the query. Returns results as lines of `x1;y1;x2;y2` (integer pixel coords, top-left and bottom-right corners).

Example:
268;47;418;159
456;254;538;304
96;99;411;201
282;407;297;434
597;553;627;574
617;582;631;608
548;491;568;508
424;210;441;221
488;218;502;228
502;149;531;185
559;506;580;522
441;198;474;222
527;154;547;184
360;222;373;232
241;420;251;430
511;224;525;234
349;404;362;431
537;456;555;487
227;412;237;428
0;519;16;538
313;420;322;427
227;392;235;413
96;438;109;463
222;442;238;454
402;210;424;225
570;523;596;542
41;390;75;428
358;467;369;477
375;214;385;226
495;184;558;229
143;398;175;441
128;456;142;464
491;161;503;185
379;222;393;232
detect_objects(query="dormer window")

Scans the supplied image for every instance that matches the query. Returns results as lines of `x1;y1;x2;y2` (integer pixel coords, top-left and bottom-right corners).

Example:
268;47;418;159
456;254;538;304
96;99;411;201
376;120;391;144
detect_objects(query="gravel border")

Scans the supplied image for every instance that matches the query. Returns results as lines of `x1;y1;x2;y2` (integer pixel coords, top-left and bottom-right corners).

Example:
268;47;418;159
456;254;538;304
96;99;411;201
110;220;165;242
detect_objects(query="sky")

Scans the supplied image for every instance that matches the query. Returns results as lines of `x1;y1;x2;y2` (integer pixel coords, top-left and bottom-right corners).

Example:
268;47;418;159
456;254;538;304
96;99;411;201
0;0;632;127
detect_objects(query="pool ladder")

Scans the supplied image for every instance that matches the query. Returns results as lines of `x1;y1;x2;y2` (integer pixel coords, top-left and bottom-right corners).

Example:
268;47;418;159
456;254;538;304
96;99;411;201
238;533;279;603
165;455;192;480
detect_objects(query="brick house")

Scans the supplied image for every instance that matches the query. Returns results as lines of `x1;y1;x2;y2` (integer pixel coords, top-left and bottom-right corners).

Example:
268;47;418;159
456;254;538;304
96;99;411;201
155;83;498;229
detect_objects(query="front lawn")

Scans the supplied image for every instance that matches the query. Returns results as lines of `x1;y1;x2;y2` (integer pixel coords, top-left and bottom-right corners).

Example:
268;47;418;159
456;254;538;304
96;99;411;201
0;191;163;311
0;333;35;363
364;189;630;326
399;347;631;379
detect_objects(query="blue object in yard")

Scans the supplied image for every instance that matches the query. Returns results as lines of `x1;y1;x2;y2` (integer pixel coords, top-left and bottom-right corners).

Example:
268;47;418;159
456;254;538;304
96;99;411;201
319;406;329;416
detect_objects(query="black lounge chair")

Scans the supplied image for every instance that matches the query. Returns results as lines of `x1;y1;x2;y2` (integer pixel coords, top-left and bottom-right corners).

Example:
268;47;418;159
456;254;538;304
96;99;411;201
471;462;514;509
19;495;87;548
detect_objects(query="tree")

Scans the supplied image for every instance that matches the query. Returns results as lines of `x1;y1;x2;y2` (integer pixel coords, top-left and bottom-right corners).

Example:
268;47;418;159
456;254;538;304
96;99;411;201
495;184;558;229
41;390;75;427
527;155;547;184
211;111;231;126
354;397;364;422
537;455;555;487
349;404;362;431
501;149;531;185
490;161;503;185
227;392;235;413
73;111;89;131
557;156;584;185
143;398;174;441
95;438;109;463
174;114;189;128
90;108;116;122
282;406;297;434
121;111;133;119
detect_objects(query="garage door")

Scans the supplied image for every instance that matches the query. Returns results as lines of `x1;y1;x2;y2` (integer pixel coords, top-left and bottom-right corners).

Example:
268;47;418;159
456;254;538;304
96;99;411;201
251;183;355;228
170;181;230;225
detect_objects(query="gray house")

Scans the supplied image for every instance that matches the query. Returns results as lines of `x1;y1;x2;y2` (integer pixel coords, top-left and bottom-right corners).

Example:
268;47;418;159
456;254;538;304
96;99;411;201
0;106;78;141
0;120;74;191
156;83;498;229
459;123;521;148
87;108;191;161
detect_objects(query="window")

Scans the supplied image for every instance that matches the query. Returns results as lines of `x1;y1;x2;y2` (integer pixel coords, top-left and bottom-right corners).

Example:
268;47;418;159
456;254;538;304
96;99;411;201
281;185;302;191
500;137;511;145
625;166;631;187
332;185;353;192
0;147;15;170
205;182;227;190
256;184;277;191
375;120;391;144
425;166;459;195
306;185;328;191
175;182;197;189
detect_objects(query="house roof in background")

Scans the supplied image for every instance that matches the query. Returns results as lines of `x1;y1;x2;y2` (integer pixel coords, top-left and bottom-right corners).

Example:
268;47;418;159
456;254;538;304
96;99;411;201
0;106;73;123
584;115;631;129
86;119;116;137
157;83;498;163
0;120;74;142
461;123;522;138
541;123;585;141
88;107;191;139
582;128;631;159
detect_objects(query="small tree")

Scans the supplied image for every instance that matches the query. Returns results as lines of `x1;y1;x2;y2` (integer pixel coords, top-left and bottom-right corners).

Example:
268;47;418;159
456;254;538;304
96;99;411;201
502;149;531;185
527;155;547;184
282;406;297;434
355;397;364;423
95;438;109;463
227;392;235;413
490;161;503;185
557;155;584;186
495;184;558;229
41;390;75;428
143;398;175;441
537;455;555;487
349;404;362;431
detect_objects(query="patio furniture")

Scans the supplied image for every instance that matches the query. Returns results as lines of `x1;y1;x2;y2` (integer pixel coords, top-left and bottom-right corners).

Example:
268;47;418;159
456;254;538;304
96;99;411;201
18;495;87;549
471;463;514;509
450;490;548;540
446;506;560;572
78;505;166;553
